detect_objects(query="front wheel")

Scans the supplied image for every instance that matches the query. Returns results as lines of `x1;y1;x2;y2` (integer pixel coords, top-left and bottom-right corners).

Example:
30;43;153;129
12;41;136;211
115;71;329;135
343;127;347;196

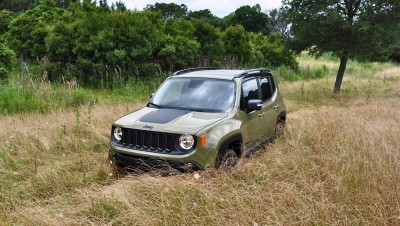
217;149;238;169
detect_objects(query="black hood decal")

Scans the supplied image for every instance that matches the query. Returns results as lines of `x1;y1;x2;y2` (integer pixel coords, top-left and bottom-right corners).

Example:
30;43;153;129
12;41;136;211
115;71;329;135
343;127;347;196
139;109;190;124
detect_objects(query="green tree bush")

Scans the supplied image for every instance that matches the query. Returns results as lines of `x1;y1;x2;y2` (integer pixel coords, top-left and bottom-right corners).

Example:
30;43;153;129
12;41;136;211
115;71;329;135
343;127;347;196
249;32;298;69
8;0;65;59
2;1;301;87
191;19;225;66
159;19;200;71
0;42;15;79
145;3;188;20
46;4;164;86
229;4;269;34
222;25;251;67
0;10;14;37
186;9;221;28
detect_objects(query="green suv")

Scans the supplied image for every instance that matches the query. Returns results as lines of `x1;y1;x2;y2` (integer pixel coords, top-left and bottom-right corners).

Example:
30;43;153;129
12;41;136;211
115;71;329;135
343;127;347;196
109;68;286;171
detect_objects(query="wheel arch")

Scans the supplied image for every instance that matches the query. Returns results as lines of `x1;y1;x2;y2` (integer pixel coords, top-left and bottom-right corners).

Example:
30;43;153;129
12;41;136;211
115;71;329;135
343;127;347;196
277;110;287;123
215;133;243;167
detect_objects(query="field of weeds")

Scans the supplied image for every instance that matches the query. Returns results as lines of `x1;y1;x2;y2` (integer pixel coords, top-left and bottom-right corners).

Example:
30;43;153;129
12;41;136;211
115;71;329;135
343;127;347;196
1;57;399;225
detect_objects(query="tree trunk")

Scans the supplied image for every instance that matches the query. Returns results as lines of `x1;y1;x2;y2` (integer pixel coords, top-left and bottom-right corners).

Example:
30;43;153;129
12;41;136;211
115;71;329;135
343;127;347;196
333;52;348;93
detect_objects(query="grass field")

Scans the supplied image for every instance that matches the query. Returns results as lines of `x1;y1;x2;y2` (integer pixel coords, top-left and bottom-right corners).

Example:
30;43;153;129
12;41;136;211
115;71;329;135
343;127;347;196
1;56;399;225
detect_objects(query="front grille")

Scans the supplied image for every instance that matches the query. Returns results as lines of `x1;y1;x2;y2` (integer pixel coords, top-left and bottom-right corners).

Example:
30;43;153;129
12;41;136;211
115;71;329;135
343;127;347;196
120;128;177;153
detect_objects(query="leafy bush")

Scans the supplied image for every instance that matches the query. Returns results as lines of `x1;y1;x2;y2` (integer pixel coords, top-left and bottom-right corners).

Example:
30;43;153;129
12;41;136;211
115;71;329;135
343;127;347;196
249;33;298;70
277;64;329;81
222;24;251;67
314;65;329;78
8;0;65;59
276;65;298;81
0;42;15;79
3;1;300;88
158;19;200;71
45;7;164;87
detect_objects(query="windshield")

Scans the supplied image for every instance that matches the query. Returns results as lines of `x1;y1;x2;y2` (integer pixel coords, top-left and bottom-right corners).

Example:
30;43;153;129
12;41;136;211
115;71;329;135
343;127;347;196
150;78;235;112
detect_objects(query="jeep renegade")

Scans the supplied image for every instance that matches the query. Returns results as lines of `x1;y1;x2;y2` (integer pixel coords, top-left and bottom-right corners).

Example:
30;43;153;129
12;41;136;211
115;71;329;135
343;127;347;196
109;68;286;171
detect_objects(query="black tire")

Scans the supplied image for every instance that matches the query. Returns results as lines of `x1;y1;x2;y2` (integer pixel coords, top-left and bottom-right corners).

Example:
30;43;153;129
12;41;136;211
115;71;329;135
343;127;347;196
274;119;286;139
217;148;238;169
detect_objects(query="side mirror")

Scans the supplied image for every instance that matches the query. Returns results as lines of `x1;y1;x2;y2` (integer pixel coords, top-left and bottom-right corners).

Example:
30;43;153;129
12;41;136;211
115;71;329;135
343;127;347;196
247;99;262;111
150;93;154;99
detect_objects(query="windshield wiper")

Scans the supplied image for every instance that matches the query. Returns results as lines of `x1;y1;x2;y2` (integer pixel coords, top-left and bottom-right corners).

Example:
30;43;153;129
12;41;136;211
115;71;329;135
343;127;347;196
148;102;162;109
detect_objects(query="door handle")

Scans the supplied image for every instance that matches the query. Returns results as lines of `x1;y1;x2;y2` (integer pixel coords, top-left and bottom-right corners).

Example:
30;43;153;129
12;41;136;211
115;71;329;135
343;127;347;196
258;113;264;118
273;105;279;111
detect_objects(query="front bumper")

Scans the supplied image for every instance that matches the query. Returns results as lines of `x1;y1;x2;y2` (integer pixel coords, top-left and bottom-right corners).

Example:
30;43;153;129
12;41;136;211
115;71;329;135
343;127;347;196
109;139;216;170
109;150;202;172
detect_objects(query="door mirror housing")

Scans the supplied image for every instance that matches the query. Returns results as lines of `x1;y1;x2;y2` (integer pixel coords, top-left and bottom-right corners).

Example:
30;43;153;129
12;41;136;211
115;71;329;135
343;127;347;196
247;99;262;111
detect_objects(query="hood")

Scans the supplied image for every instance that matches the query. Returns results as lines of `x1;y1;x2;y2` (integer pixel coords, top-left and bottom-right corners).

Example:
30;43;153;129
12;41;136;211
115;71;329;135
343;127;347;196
114;107;228;134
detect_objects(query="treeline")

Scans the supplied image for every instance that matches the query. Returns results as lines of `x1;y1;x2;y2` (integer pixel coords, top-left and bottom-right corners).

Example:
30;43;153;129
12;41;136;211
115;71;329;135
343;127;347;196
0;0;297;87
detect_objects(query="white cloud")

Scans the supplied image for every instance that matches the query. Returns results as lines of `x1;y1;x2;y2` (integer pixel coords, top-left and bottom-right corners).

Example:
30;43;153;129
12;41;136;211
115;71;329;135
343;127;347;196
108;0;282;17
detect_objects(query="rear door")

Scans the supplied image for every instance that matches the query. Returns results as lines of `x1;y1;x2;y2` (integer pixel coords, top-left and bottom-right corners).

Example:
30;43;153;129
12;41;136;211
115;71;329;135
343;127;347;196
259;76;279;137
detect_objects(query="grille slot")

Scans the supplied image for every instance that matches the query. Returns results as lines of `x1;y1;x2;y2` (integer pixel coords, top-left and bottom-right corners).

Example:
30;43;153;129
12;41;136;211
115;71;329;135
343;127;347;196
121;128;176;152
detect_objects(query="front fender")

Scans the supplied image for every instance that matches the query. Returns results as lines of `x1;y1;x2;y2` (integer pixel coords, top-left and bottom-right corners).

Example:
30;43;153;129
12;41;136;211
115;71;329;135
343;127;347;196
196;116;242;165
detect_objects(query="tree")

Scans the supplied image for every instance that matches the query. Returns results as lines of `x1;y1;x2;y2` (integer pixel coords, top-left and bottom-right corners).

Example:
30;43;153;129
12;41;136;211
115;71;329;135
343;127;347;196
158;19;200;71
0;41;15;79
267;8;290;39
8;0;65;59
191;19;225;66
0;0;38;12
222;25;251;67
249;32;298;69
388;36;400;63
53;0;74;9
283;0;400;93
46;7;164;85
145;3;187;21
0;10;14;37
186;9;221;27
110;1;127;12
229;4;269;34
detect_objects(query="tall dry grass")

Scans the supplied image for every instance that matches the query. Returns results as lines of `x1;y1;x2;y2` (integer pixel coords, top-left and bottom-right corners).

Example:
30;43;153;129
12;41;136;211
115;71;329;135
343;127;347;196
0;59;399;225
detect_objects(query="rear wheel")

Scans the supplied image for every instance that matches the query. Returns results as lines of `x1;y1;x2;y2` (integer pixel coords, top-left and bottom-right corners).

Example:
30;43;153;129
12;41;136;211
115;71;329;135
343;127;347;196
217;149;238;169
274;119;286;139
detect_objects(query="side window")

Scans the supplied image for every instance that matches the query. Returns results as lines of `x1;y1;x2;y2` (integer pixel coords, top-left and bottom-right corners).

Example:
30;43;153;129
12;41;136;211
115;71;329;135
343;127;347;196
241;79;260;110
260;76;276;101
270;76;276;93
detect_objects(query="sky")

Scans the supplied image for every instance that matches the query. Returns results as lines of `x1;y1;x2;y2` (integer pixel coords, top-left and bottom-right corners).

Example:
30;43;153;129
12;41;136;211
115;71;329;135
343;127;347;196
108;0;283;18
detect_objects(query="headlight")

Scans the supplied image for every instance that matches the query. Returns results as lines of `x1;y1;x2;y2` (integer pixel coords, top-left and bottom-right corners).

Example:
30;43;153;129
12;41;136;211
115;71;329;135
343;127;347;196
114;127;123;142
179;134;194;150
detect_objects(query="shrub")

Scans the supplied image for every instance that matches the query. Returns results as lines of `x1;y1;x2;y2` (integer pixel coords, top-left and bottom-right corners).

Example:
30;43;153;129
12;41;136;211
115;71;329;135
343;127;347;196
0;42;15;79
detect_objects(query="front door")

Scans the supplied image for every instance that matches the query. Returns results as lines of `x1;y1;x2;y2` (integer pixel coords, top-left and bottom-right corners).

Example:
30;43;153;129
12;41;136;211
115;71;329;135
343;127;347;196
239;78;264;150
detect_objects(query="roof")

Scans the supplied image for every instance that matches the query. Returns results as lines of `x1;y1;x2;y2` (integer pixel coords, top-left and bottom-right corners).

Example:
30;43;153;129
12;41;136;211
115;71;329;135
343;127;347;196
171;68;272;80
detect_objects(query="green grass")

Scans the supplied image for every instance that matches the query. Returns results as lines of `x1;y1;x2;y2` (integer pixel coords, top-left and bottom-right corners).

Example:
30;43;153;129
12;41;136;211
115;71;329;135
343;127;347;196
0;56;399;225
0;64;167;114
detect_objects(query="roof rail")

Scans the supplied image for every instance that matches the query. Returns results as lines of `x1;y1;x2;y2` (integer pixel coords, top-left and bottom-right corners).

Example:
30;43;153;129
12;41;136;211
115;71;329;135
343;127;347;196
173;67;219;75
234;68;271;78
